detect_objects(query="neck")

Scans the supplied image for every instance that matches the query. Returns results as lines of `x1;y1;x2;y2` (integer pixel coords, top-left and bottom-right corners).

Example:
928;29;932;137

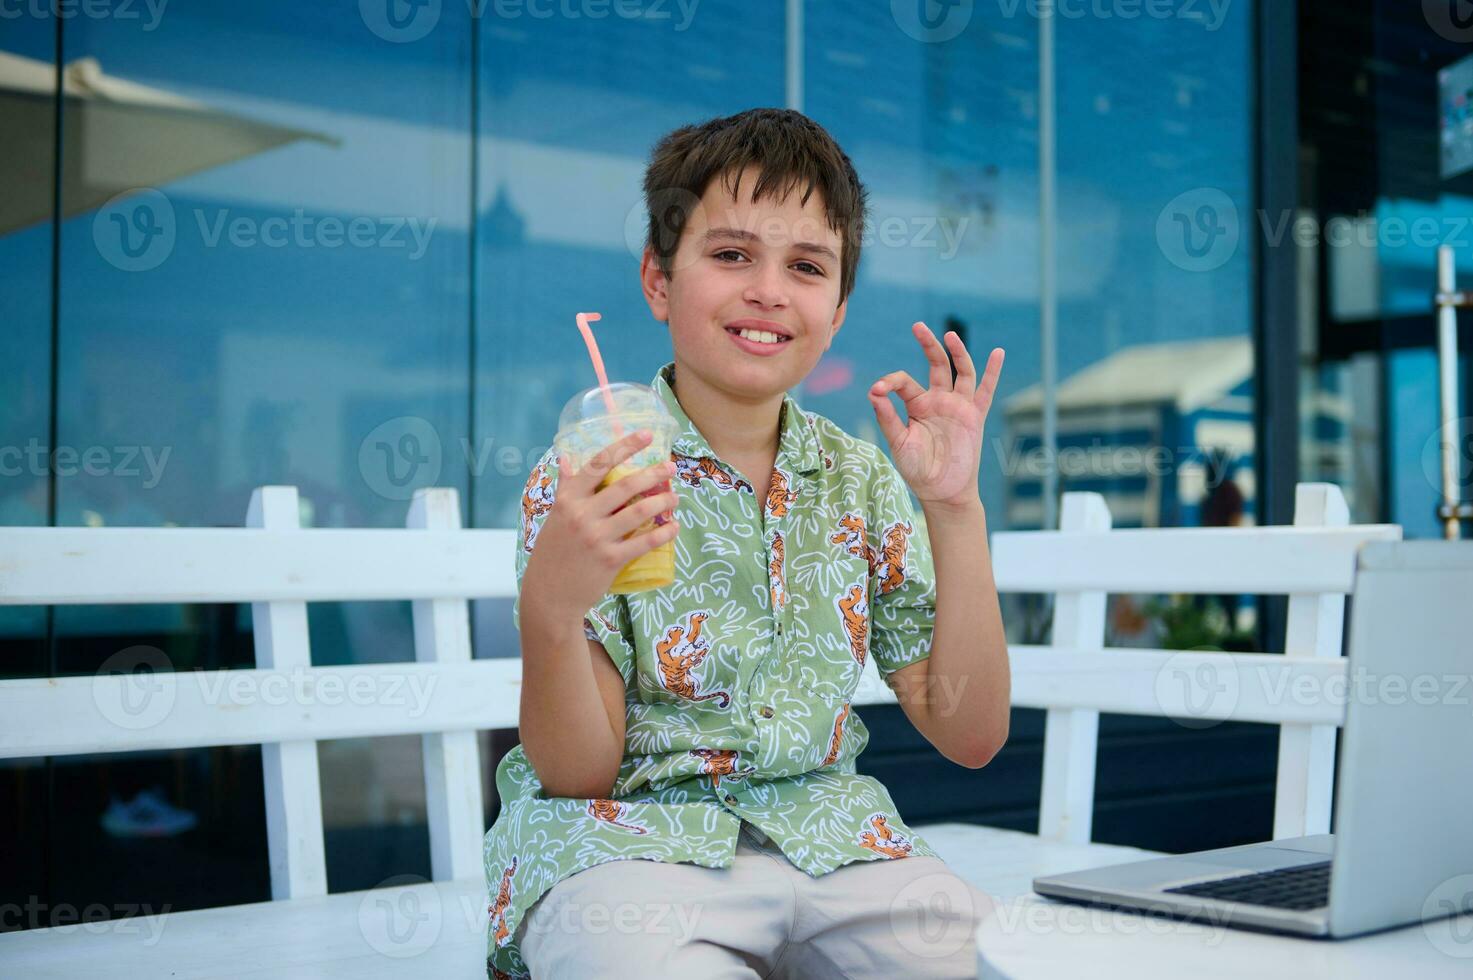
669;358;784;463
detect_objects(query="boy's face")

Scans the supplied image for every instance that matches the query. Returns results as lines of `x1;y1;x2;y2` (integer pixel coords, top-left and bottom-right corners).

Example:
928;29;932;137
641;165;848;405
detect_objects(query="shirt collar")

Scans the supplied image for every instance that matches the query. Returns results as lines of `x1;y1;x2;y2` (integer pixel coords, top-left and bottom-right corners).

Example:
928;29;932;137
652;361;823;476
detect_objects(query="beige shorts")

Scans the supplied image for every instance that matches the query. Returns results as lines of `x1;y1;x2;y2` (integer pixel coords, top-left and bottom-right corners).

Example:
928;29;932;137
514;820;993;979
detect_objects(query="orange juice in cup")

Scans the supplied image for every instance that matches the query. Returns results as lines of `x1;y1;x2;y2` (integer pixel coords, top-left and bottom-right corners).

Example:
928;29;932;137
556;382;678;594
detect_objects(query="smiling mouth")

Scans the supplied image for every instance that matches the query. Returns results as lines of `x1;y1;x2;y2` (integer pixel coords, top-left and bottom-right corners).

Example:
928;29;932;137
726;327;792;345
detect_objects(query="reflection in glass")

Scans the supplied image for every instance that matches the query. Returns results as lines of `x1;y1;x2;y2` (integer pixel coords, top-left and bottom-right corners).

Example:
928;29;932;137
0;8;57;921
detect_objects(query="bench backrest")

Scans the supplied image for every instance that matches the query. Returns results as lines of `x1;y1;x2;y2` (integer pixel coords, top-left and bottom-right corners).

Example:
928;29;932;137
0;486;517;899
849;482;1401;846
0;480;1402;902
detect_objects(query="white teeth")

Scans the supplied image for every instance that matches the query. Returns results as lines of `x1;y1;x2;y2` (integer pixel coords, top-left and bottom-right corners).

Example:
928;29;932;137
734;328;786;344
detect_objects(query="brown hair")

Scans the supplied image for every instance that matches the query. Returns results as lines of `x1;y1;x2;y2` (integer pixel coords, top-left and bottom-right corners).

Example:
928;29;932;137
642;107;868;301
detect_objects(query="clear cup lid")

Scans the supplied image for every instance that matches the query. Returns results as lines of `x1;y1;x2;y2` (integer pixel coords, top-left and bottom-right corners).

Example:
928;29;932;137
558;382;672;430
555;382;676;454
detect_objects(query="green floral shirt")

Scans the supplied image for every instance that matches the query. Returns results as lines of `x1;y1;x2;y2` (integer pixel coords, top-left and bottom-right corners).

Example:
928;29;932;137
484;360;940;979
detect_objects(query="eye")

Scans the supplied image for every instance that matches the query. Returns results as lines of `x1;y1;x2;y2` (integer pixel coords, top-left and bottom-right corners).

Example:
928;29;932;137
713;249;747;262
793;261;824;276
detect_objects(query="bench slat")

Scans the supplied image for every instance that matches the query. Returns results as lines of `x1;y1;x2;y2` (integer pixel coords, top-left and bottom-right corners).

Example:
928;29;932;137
248;486;328;900
993;523;1401;594
1273;484;1358;839
0;648;1351;761
408;488;488;884
1038;492;1111;844
1007;646;1347;725
0;522;1398;605
0;523;518;604
0;661;522;758
0;875;491;978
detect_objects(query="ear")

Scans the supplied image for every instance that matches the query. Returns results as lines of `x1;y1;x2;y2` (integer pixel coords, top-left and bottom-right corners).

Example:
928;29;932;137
825;295;848;350
641;246;670;323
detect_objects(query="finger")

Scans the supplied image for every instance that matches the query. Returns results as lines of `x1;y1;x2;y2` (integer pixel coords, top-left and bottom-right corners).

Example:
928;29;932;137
868;386;907;451
913;321;953;392
973;348;1005;417
945;331;977;397
596;458;675;517
870;370;926;406
564;428;654;492
612;513;681;565
607;487;679;540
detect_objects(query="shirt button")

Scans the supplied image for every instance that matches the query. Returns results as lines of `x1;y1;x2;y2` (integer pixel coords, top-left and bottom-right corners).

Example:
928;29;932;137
777;623;783;635
759;706;774;718
724;794;738;806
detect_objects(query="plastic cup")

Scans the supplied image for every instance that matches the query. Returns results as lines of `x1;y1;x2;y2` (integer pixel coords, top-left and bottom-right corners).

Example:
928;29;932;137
555;382;678;594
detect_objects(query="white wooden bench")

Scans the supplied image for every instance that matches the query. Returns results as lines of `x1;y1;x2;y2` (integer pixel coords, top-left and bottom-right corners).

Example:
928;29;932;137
0;482;1399;977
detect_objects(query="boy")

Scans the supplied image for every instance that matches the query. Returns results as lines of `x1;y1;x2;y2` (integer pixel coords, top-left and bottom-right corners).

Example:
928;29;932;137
486;107;1009;979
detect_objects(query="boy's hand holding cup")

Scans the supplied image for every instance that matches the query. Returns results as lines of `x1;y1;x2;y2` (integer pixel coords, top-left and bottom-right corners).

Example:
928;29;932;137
523;383;680;625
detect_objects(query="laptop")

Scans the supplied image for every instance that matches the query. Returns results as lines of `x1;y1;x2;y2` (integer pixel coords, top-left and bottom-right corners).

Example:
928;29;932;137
1033;540;1473;939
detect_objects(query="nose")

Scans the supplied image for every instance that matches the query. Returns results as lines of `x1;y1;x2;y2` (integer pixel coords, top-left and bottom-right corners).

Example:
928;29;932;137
742;259;789;310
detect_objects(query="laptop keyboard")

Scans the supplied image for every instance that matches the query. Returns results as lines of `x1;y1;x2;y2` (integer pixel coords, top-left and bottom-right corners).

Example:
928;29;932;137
1163;861;1332;910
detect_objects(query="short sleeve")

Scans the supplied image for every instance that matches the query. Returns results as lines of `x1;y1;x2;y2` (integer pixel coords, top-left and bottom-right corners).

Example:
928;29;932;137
867;451;937;683
512;448;638;685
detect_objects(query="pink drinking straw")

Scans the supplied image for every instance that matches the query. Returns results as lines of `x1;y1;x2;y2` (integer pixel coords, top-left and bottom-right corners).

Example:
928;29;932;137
574;312;626;442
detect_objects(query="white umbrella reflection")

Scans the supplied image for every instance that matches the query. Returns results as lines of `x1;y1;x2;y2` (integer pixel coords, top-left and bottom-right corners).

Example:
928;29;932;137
0;50;338;236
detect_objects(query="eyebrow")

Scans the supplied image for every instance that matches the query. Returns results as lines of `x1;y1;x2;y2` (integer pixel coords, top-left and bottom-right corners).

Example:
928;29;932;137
702;227;839;263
